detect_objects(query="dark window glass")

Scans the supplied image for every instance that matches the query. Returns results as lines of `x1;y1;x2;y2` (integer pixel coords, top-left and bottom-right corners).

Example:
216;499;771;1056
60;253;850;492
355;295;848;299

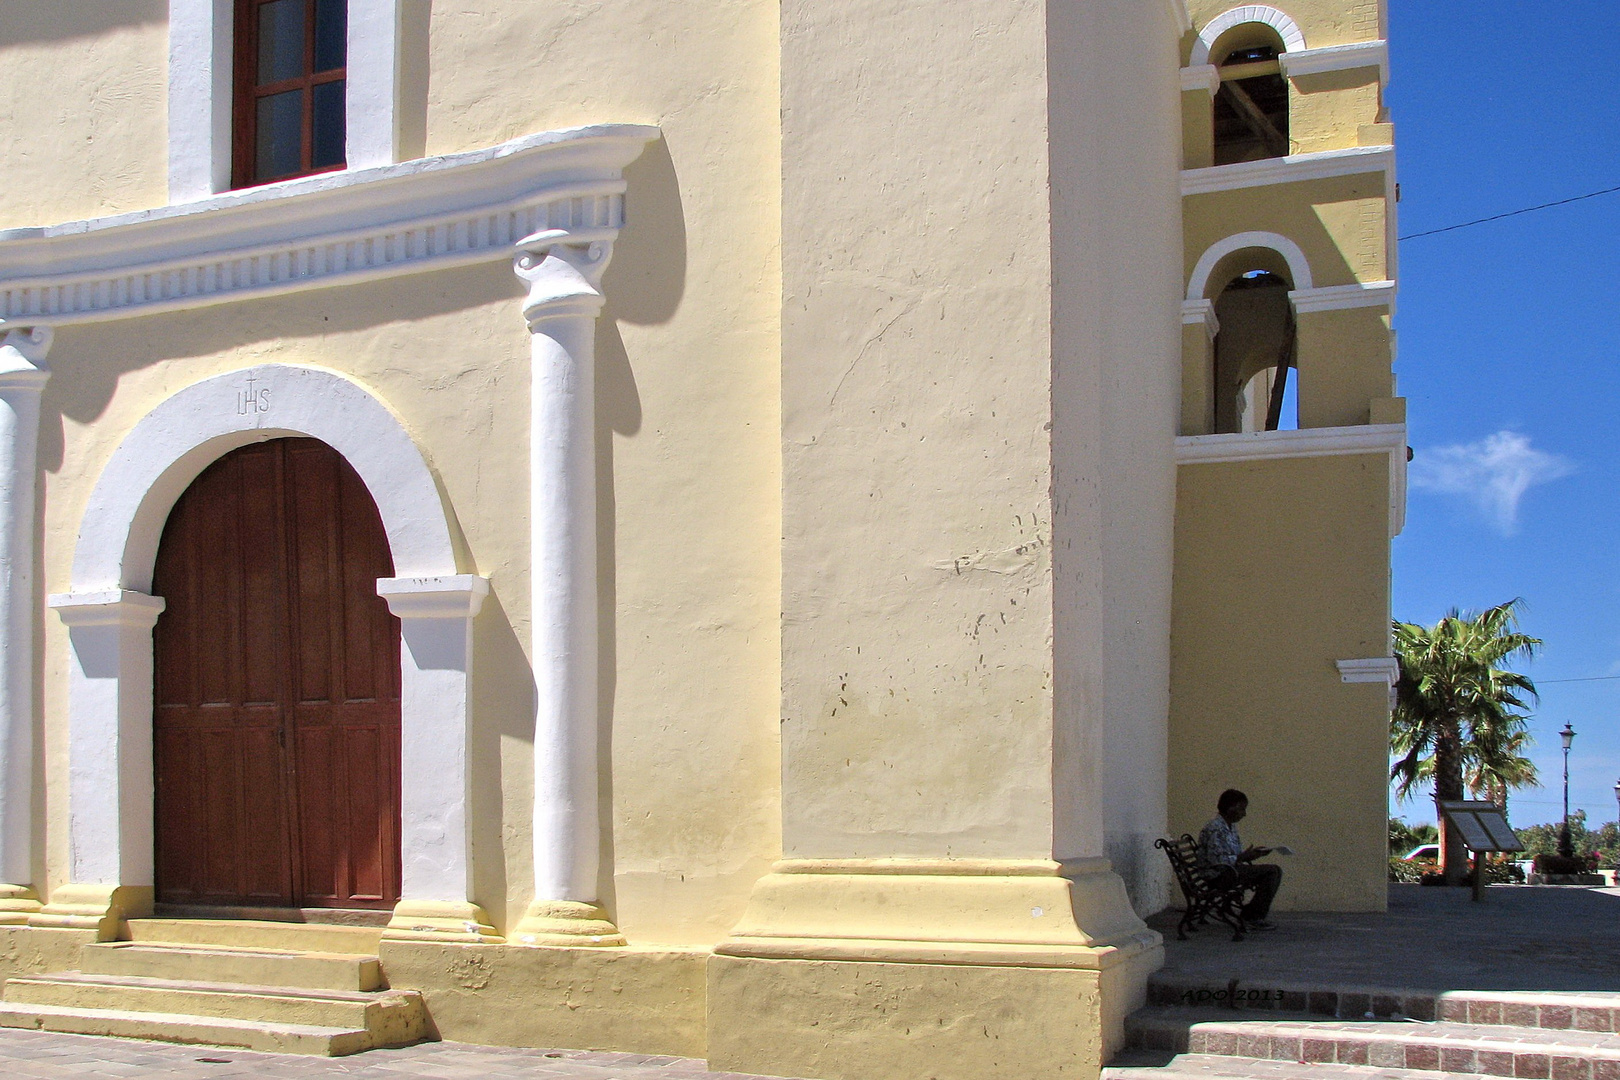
235;0;348;187
256;90;305;180
258;0;306;85
312;81;346;168
314;0;346;73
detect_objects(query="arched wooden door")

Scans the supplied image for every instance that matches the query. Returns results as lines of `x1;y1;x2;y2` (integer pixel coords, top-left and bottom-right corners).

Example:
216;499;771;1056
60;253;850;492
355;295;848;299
152;438;402;910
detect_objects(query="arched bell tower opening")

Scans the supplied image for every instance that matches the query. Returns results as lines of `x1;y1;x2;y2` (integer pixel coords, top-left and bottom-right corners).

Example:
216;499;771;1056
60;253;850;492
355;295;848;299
151;437;402;912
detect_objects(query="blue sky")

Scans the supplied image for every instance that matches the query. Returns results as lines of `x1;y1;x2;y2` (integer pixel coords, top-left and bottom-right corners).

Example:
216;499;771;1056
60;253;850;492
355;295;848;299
1387;3;1620;828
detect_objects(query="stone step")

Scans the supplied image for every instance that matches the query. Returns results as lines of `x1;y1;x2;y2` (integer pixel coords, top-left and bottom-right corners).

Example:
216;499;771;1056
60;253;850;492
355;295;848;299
3;972;422;1036
1126;1008;1620;1077
80;942;384;992
1148;973;1620;1031
1105;1052;1500;1080
123;918;384;954
0;1002;377;1056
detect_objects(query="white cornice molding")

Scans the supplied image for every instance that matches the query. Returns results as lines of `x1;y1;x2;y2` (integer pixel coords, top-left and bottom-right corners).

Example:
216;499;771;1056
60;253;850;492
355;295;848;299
1289;280;1396;315
1337;657;1399;686
1279;40;1389;86
0;125;659;328
1182;145;1393;196
48;590;167;629
1181;299;1220;340
1180;64;1222;96
377;575;490;620
1177;422;1408;536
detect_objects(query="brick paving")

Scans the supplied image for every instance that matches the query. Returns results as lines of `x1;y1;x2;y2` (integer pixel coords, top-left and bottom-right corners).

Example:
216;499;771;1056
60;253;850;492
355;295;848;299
0;1029;801;1080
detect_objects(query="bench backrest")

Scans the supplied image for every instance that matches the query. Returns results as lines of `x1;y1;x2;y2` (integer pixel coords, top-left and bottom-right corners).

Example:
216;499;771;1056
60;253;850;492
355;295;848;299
1156;834;1219;898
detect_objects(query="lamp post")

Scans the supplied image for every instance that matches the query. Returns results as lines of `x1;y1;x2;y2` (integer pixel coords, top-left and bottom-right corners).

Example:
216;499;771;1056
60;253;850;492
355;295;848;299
1558;723;1576;859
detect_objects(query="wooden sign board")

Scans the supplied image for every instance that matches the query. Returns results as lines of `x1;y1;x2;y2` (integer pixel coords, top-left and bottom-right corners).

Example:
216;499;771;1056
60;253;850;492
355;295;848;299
1438;800;1525;853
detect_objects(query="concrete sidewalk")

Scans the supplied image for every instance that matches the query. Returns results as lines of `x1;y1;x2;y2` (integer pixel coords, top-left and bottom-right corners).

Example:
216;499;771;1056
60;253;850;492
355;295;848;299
1148;884;1620;994
0;1031;804;1080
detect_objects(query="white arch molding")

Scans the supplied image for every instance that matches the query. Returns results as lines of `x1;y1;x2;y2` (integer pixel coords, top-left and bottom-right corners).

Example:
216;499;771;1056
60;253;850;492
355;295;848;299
1189;5;1308;67
1186;231;1315;301
40;365;500;941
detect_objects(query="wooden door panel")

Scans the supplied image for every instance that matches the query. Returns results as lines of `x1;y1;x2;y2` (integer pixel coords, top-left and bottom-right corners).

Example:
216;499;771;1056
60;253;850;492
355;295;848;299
153;438;400;910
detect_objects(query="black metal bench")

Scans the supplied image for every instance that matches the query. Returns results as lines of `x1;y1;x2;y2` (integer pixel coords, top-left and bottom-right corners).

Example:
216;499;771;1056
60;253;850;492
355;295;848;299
1156;834;1252;941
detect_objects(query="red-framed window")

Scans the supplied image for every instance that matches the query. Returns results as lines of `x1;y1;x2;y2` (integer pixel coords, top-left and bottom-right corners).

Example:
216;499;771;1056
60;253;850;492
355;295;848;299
233;0;347;188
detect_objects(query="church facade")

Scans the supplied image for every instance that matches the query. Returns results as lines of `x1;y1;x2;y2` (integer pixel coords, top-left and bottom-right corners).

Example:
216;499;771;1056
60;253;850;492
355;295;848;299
0;0;1400;1077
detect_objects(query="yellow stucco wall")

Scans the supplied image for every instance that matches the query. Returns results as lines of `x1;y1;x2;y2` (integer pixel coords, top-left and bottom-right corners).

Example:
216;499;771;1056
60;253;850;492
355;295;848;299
777;0;1059;861
0;2;168;230
1168;453;1391;911
21;0;784;948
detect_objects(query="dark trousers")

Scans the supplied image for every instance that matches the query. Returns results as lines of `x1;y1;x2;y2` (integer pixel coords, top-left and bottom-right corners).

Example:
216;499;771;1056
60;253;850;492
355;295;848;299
1214;862;1282;920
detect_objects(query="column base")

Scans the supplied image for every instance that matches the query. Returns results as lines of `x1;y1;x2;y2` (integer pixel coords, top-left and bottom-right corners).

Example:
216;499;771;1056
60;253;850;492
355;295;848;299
707;858;1163;1080
383;899;504;943
512;900;627;947
0;884;42;925
27;884;154;941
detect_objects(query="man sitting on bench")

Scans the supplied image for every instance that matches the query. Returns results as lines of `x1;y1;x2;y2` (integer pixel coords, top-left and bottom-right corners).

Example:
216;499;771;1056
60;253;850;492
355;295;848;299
1198;788;1282;930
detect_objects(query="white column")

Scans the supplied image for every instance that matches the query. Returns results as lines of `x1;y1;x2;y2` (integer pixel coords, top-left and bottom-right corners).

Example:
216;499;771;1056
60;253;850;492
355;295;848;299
377;574;502;942
0;326;50;923
34;590;165;938
511;236;625;946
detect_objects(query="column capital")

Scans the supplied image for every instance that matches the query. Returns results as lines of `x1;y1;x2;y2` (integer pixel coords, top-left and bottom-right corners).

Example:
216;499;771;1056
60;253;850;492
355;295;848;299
48;590;166;629
514;232;609;328
0;325;53;391
376;575;489;620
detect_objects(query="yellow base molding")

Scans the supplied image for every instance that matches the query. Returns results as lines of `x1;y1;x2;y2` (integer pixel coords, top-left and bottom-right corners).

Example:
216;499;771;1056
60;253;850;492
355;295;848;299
0;884;42;925
379;939;706;1056
716;857;1160;965
27;884;154;941
383;900;504;944
707;858;1163;1080
511;900;627;947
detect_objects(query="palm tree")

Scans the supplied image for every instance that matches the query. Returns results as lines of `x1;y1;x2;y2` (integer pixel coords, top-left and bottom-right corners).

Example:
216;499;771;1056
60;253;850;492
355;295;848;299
1391;600;1540;884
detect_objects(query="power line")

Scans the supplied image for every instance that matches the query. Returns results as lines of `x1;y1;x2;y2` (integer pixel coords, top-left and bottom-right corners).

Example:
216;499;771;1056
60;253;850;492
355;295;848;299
1536;675;1620;684
1398;182;1620;241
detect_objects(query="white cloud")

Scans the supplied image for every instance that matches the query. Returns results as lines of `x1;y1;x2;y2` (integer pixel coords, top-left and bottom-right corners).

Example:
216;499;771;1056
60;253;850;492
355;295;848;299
1409;431;1574;534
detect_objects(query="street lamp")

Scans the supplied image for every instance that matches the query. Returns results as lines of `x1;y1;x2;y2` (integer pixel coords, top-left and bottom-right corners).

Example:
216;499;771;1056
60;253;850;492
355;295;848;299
1613;776;1619;828
1558;723;1576;859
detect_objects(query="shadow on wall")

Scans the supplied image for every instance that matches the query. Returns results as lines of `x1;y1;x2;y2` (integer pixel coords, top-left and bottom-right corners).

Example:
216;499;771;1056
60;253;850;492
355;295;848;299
0;0;164;48
602;137;686;328
398;0;432;162
470;588;530;934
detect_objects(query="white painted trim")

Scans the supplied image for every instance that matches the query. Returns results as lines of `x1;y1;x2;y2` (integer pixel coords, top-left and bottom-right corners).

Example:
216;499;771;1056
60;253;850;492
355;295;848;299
347;0;404;171
1190;5;1307;67
1182;145;1394;196
70;366;457;592
167;0;233;203
0;125;658;328
1186;231;1314;300
1176;423;1408;536
1181;299;1220;340
51;366;493;905
48;591;165;886
167;0;405;200
0;327;51;892
1167;0;1193;36
1279;40;1389;86
377;575;489;911
1337;657;1399;686
1180;65;1222;96
1289;280;1396;315
1176;423;1404;464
